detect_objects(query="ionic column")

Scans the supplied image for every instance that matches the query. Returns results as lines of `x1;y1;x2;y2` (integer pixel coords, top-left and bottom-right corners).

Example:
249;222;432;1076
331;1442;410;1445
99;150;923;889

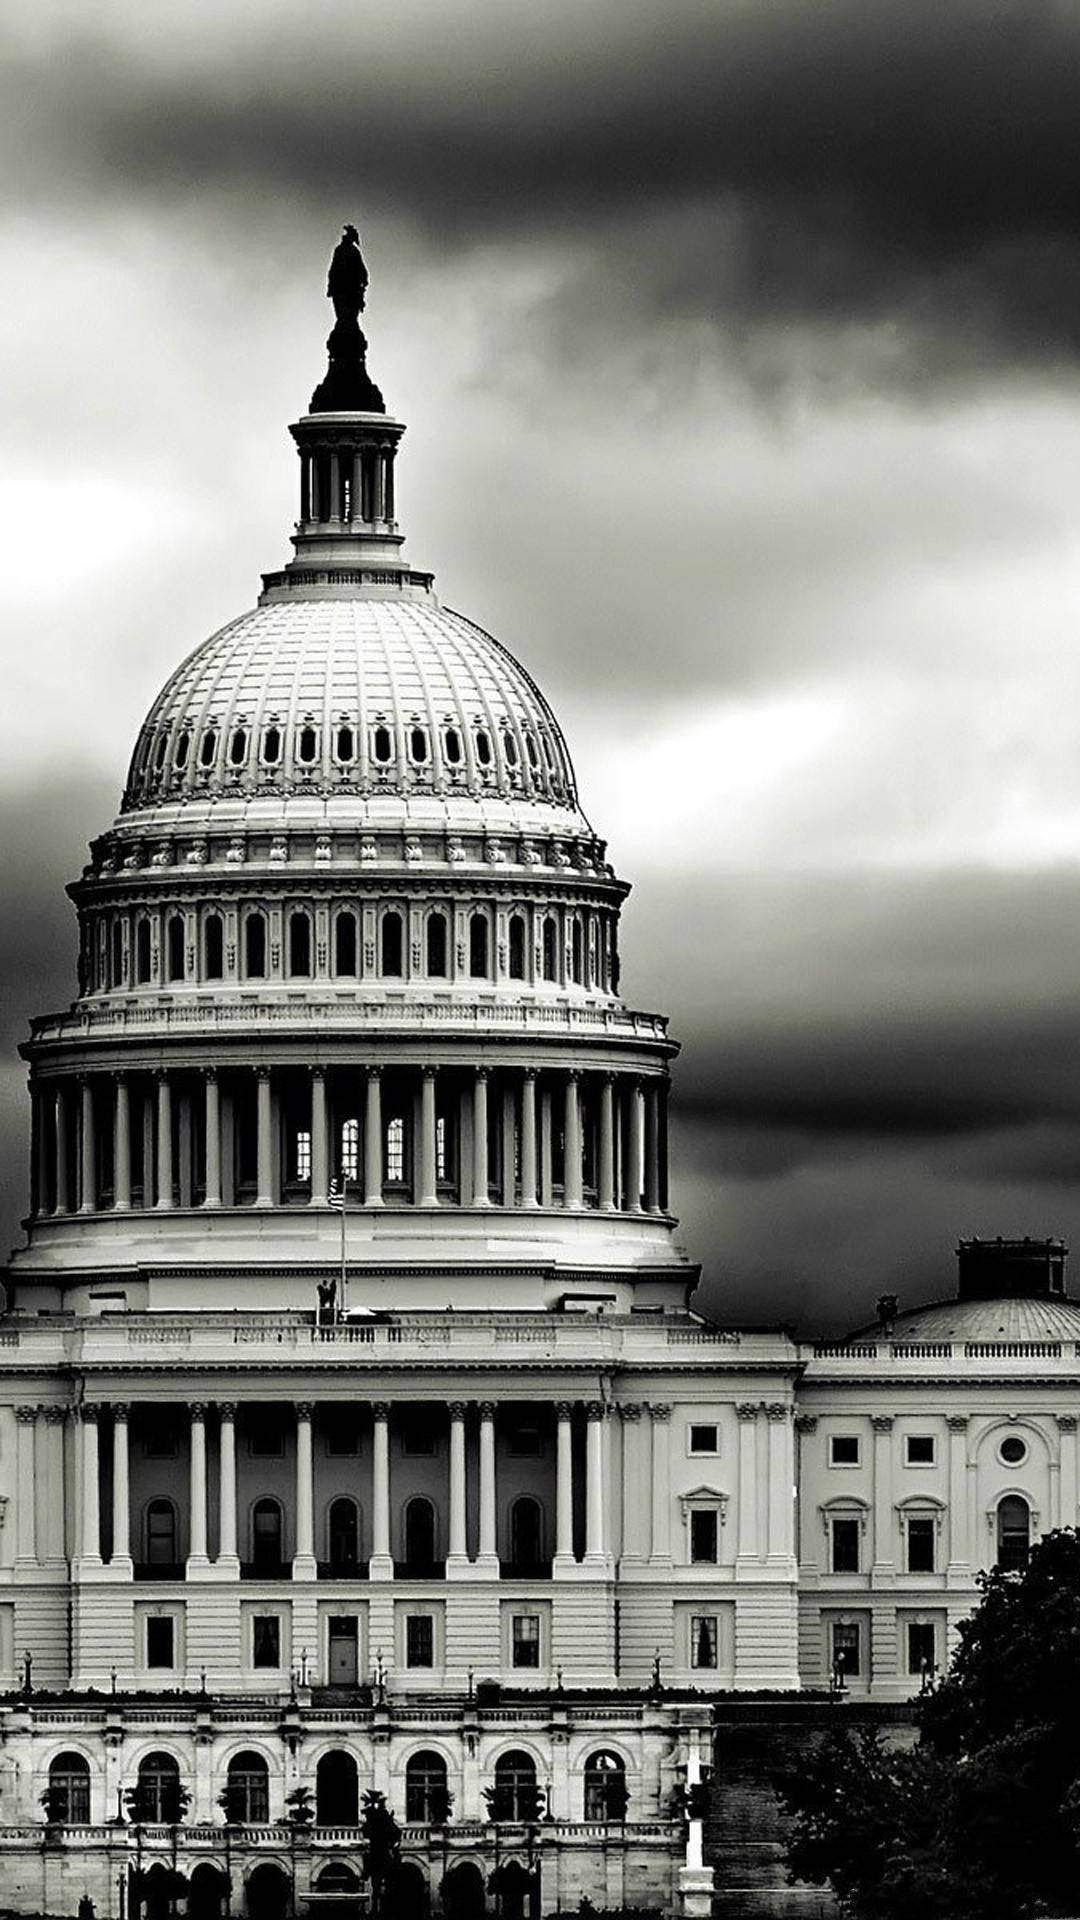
619;1405;646;1562
520;1070;539;1208
53;1083;71;1215
555;1403;575;1570
648;1403;672;1563
471;1069;490;1207
112;1405;131;1568
218;1404;238;1568
766;1403;795;1565
203;1069;222;1209
310;1070;328;1207
448;1404;468;1566
871;1413;895;1581
113;1076;131;1211
598;1075;616;1212
255;1067;274;1207
736;1403;760;1563
627;1079;644;1211
371;1403;392;1577
478;1402;498;1569
418;1068;438;1208
15;1409;37;1564
643;1080;660;1213
564;1072;583;1210
294;1403;316;1577
78;1077;96;1214
155;1072;174;1210
364;1070;384;1207
80;1406;101;1566
40;1408;67;1565
187;1404;208;1571
947;1414;970;1584
585;1402;606;1562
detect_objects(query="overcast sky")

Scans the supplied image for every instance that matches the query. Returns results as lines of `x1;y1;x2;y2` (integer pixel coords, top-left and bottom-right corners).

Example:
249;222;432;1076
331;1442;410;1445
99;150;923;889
5;0;1080;1330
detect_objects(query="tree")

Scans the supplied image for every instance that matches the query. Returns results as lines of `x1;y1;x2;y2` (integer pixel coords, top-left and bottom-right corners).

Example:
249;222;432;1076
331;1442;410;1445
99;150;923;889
776;1529;1080;1919
360;1788;402;1919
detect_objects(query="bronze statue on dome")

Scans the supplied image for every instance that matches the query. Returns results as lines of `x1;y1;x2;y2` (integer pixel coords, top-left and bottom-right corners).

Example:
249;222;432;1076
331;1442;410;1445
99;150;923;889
327;223;368;325
310;222;385;414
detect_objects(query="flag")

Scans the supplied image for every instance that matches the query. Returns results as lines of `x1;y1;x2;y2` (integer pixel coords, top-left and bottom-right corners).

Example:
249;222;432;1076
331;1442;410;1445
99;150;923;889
327;1178;346;1212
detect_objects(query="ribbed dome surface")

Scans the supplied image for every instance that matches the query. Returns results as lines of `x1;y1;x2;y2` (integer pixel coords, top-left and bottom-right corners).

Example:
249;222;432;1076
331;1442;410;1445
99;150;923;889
859;1295;1080;1342
123;594;582;823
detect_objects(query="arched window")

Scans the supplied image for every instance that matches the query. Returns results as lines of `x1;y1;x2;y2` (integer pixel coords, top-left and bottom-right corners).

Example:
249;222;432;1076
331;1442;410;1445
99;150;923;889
406;1751;450;1824
509;1497;543;1573
381;911;403;977
165;915;185;983
316;1750;358;1826
403;1497;437;1572
583;1751;628;1823
541;917;558;982
225;1751;269;1825
328;1497;360;1574
570;917;583;985
469;913;489;979
385;1115;406;1185
426;912;448;978
110;919;124;989
288;911;311;978
204;914;224;980
491;1751;539;1822
136;919;152;985
334;911;357;977
997;1495;1031;1572
245;914;266;979
46;1752;90;1825
508;914;526;980
251;1498;284;1574
135;1752;183;1824
145;1499;178;1569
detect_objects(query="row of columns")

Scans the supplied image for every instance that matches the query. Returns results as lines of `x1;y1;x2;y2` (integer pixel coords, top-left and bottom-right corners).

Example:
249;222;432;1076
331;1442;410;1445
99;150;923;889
37;1064;668;1218
299;443;395;526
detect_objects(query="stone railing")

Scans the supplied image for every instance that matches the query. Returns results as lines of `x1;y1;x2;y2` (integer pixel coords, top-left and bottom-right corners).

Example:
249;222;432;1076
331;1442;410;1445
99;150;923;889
809;1340;1077;1369
30;996;669;1046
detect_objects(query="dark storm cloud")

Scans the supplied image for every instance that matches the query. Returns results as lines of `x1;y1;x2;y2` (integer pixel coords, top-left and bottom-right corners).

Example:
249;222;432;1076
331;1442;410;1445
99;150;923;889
5;0;1080;376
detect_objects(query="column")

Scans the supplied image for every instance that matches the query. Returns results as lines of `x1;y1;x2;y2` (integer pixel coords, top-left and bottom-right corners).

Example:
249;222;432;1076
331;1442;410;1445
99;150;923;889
946;1414;970;1584
218;1404;238;1568
371;1404;392;1577
520;1070;539;1207
478;1402;498;1569
31;1084;47;1218
351;448;363;523
300;449;312;522
329;450;342;521
472;1069;490;1207
1059;1415;1079;1530
310;1070;328;1207
648;1403;672;1564
539;1085;554;1207
555;1403;575;1569
766;1404;795;1565
501;1085;516;1208
255;1068;273;1207
627;1079;644;1211
373;449;386;521
736;1402;760;1564
643;1080;660;1213
619;1405;646;1563
598;1075;616;1212
113;1076;131;1211
585;1402;606;1562
294;1403;316;1577
448;1404;468;1567
564;1072;583;1210
364;1070;383;1207
155;1072;173;1210
40;1409;67;1564
53;1083;70;1214
15;1409;37;1564
78;1077;96;1214
203;1070;222;1209
187;1404;208;1571
112;1405;131;1568
418;1069;438;1208
81;1405;101;1566
871;1413;895;1582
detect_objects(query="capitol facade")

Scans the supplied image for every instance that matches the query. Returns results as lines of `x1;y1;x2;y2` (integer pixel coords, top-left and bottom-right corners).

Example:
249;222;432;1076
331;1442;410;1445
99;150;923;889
3;251;1079;1920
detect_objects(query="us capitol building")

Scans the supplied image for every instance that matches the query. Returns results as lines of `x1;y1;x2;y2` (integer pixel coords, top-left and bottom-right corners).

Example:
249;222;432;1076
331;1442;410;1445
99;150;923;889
3;238;1079;1920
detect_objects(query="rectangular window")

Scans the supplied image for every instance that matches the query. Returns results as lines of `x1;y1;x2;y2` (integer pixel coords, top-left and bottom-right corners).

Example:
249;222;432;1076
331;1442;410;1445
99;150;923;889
508;1426;542;1458
402;1420;435;1456
907;1519;936;1574
324;1415;360;1457
832;1620;861;1676
511;1614;541;1669
385;1115;406;1183
248;1418;284;1457
146;1616;175;1670
830;1435;860;1466
294;1129;312;1182
908;1621;937;1676
905;1434;935;1465
436;1114;449;1182
253;1616;281;1669
689;1509;719;1565
831;1518;860;1574
689;1424;719;1456
143;1429;178;1459
406;1615;434;1669
690;1615;719;1670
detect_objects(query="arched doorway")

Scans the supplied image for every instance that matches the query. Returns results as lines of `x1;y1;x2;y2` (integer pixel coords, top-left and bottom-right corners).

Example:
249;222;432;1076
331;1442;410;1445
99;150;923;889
316;1748;360;1825
403;1496;437;1573
245;1861;290;1920
495;1859;538;1920
188;1862;229;1920
390;1860;430;1917
139;1863;187;1920
442;1859;486;1920
312;1859;364;1916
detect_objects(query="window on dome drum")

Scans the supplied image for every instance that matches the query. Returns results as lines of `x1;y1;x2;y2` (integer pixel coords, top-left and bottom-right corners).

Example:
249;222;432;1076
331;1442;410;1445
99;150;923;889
204;914;224;980
405;1614;435;1668
409;725;429;764
340;1118;359;1183
262;724;282;765
444;726;462;765
508;914;526;980
199;728;218;769
226;1752;269;1824
475;728;493;768
47;1754;90;1826
110;919;124;988
252;1616;281;1669
831;1519;860;1574
426;912;448;977
830;1434;860;1466
136;919;152;985
288;912;312;978
135;1753;184;1825
469;912;489;978
334;723;355;763
831;1621;861;1678
228;726;248;766
406;1752;450;1824
334;911;357;977
906;1519;936;1574
245;914;267;979
174;728;190;770
584;1752;628;1823
905;1434;935;1466
146;1616;175;1670
541;917;559;982
690;1615;719;1670
297;724;319;765
502;727;518;767
690;1510;719;1565
511;1613;541;1669
997;1495;1031;1572
145;1500;178;1568
251;1500;285;1573
385;1115;406;1184
570;917;584;984
381;911;403;977
372;724;394;765
166;914;185;983
908;1621;937;1677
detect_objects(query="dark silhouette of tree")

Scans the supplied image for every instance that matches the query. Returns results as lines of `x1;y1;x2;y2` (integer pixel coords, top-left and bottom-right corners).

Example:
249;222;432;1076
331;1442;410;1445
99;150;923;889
361;1788;402;1918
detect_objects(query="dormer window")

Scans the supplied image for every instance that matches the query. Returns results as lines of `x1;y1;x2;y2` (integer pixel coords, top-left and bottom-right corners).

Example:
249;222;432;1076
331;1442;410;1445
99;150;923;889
475;728;493;768
335;724;355;763
297;724;319;765
409;726;429;764
262;725;282;766
228;727;248;767
372;725;394;765
174;729;190;770
502;728;518;767
154;732;169;773
525;733;539;771
444;727;462;765
199;728;218;769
